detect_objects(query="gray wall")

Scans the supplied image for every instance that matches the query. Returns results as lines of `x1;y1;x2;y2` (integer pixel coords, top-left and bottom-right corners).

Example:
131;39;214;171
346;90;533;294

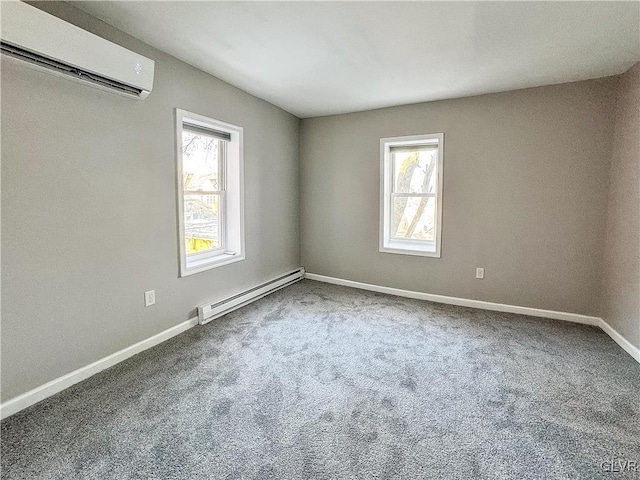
602;63;640;349
2;2;636;404
1;3;300;401
300;79;619;316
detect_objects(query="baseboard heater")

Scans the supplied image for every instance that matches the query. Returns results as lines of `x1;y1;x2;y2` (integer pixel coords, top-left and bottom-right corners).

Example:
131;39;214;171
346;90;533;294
197;267;305;325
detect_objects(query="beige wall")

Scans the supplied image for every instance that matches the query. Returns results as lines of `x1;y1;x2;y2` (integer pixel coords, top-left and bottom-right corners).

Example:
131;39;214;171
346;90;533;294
602;63;640;349
300;79;619;316
0;3;300;401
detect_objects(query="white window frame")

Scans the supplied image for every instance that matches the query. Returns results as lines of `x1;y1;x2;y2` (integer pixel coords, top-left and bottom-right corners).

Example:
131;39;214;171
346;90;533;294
380;133;444;258
175;109;245;276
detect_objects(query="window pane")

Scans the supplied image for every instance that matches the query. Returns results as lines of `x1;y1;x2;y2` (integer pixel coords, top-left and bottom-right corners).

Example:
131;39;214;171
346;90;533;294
392;196;436;241
393;149;437;194
184;194;221;254
182;131;220;192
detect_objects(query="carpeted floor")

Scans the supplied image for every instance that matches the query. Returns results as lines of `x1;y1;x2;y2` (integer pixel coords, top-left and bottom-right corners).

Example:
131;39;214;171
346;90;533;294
1;279;639;479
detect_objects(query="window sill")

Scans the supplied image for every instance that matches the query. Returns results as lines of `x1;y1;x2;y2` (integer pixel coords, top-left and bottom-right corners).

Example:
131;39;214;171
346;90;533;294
180;252;245;277
380;241;440;258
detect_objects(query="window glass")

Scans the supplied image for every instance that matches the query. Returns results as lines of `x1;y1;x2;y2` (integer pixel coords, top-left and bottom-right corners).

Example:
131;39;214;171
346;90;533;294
176;109;244;276
392;149;437;194
380;134;443;257
182;131;223;255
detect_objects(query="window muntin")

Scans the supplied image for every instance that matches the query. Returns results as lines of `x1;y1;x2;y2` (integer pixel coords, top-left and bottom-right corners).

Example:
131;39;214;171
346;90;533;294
176;109;244;276
380;134;443;257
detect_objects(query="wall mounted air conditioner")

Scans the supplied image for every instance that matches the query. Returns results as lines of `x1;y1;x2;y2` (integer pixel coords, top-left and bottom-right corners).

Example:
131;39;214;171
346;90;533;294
0;1;154;99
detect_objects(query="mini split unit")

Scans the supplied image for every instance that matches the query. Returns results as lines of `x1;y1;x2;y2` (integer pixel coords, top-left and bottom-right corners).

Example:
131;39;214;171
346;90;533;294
0;2;155;99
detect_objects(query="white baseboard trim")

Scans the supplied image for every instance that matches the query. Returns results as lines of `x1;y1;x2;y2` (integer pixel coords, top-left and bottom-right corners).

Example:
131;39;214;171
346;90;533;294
598;318;640;363
0;317;198;420
1;268;307;420
305;272;639;364
3;272;636;420
305;273;600;325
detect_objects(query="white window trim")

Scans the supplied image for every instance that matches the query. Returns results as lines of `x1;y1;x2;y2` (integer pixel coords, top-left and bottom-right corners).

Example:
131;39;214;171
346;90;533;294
175;108;245;277
379;133;444;258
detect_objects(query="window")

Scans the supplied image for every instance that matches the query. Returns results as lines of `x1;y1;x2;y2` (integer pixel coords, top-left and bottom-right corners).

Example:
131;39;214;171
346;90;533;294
380;133;443;257
176;109;244;276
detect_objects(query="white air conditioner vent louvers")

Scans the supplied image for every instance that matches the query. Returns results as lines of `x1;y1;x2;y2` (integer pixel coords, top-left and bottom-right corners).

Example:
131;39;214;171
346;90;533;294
0;2;154;99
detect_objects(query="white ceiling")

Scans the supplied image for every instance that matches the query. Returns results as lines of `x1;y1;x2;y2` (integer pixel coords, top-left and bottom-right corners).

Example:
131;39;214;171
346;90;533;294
74;1;640;118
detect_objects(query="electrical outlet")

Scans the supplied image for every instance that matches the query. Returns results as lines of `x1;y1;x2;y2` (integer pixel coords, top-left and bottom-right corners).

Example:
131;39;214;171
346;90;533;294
476;268;485;279
144;290;156;307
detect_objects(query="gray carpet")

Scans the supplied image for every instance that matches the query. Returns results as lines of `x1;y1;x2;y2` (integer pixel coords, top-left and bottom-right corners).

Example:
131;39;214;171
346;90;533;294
1;279;639;479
